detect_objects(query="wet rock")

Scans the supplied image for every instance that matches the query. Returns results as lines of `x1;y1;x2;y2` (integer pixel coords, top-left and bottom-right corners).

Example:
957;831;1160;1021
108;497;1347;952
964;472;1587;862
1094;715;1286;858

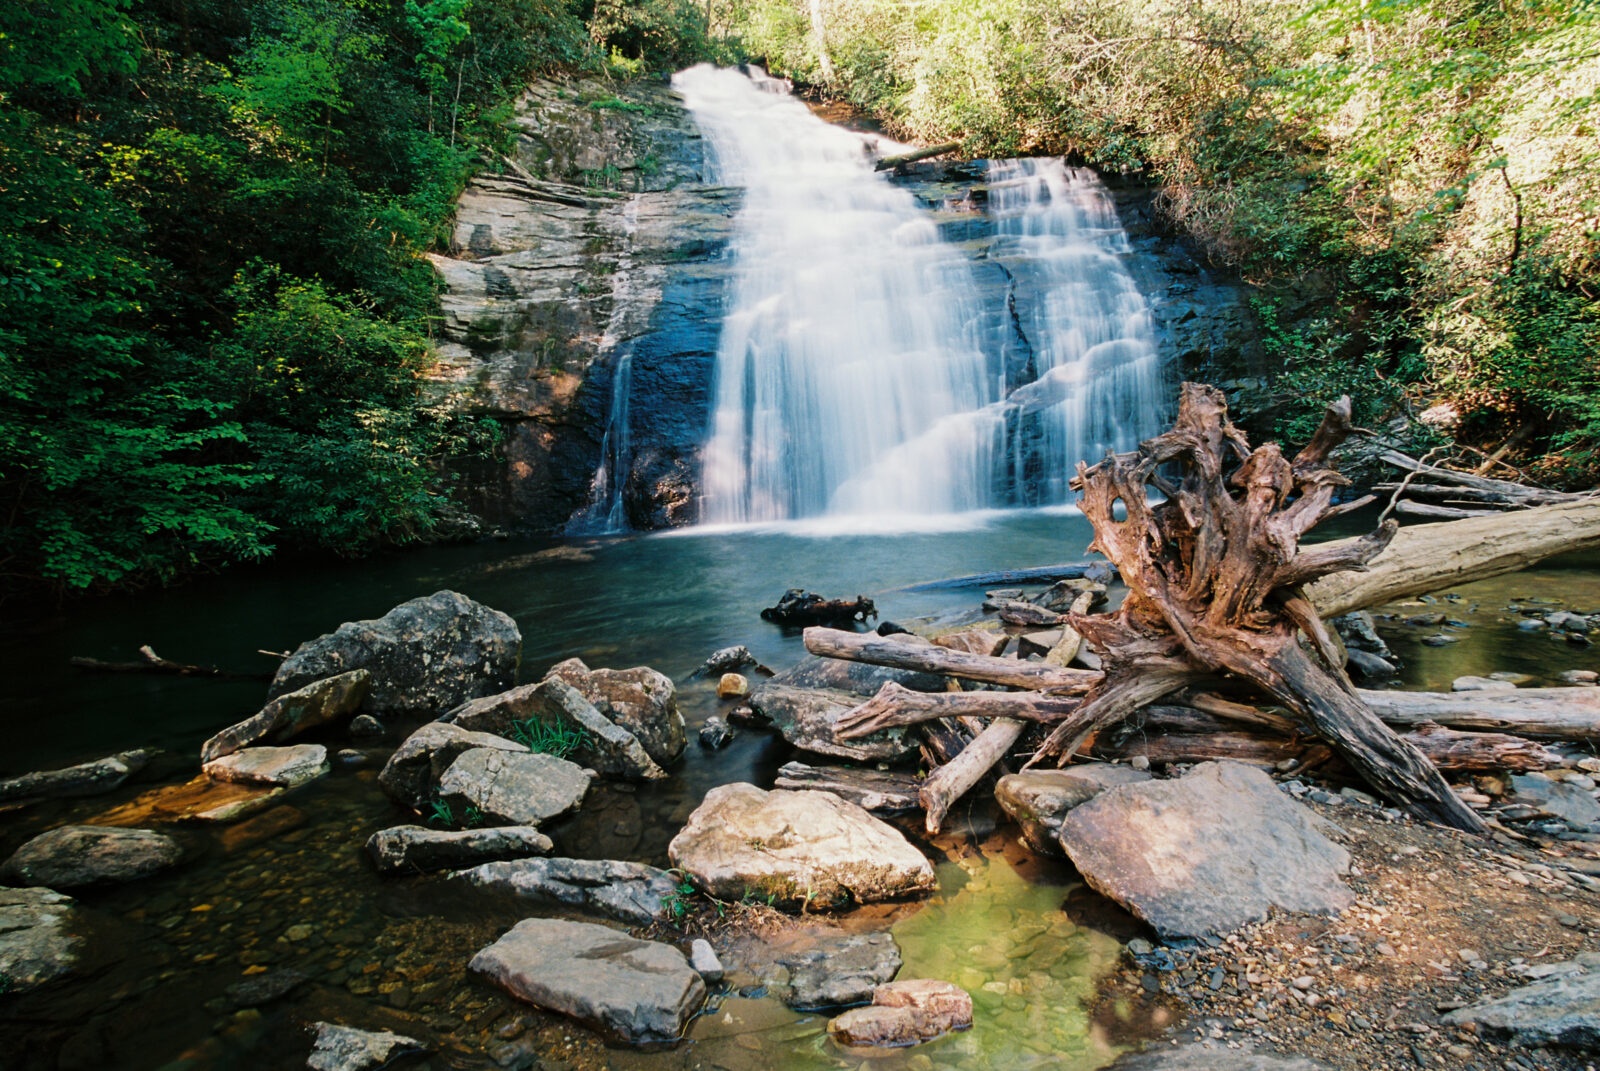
307;1023;424;1071
225;967;309;1008
203;744;330;789
366;825;553;875
378;722;525;811
438;749;591;827
469;918;705;1044
348;715;386;739
0;749;155;804
995;765;1153;857
669;784;935;910
269;591;520;717
699;645;756;676
544;658;685;766
745;684;916;764
690;939;723;982
1442;951;1600;1047
1452;675;1518;693
1059;761;1352;938
0;887;83;993
716;673;750;699
200;671;370;763
698;715;735;749
453;857;674;925
1511;773;1600;827
1;825;183;889
828;979;973;1046
1107;1039;1330;1069
333;749;367;768
1344;649;1397;679
1562;670;1600;685
93;774;283;825
779;931;902;1008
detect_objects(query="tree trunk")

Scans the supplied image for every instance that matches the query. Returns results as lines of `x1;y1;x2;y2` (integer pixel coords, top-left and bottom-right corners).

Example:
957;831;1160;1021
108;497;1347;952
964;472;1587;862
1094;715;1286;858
920;718;1025;834
1358;686;1600;739
834;681;1079;739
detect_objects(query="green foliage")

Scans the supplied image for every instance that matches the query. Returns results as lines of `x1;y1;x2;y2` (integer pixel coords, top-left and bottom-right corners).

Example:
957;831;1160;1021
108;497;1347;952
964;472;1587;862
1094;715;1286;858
508;716;587;758
588;0;725;72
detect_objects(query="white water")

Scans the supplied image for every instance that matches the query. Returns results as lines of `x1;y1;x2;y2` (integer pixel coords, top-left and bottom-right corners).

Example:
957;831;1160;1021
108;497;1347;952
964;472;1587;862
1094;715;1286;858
663;65;1166;526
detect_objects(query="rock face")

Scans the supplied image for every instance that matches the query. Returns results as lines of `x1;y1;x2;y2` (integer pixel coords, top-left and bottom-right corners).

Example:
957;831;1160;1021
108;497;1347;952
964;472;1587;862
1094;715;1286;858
454;857;675;925
307;1023;424;1071
1442;952;1600;1047
268;591;520;716
365;825;553;875
995;765;1152;857
437;749;591;826
1058;761;1353;938
203;744;329;789
668;784;936;909
828;979;973;1046
469;918;706;1044
200;671;370;762
378;722;526;811
0;749;154;803
778;931;902;1009
0;887;83;993
544;658;684;767
1;826;183;889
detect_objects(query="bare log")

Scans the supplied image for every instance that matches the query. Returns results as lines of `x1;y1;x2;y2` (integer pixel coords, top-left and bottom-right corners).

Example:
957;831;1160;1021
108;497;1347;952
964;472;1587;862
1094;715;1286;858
995;601;1065;627
69;645;272;681
1358;687;1600;739
896;561;1114;593
834;681;1080;739
773;762;922;812
874;141;961;171
803;627;1096;692
920;718;1026;834
1378;450;1582;504
1306;498;1600;618
1044;590;1096;667
1394;501;1503;520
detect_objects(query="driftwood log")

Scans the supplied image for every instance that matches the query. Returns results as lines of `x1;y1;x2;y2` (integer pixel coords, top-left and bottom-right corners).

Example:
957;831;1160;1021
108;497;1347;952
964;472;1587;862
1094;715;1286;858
69;646;272;681
804;629;1095;691
761;589;877;627
874;141;961;171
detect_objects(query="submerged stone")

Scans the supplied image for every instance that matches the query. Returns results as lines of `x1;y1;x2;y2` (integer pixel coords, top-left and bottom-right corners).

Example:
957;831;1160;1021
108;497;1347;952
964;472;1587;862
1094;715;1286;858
1;825;183;889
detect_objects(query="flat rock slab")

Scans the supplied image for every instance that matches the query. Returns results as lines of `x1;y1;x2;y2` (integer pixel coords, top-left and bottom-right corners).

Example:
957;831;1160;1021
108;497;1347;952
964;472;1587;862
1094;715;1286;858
0;887;83;994
437;749;590;826
308;1022;424;1071
746;684;917;763
1059;761;1352;939
378;722;524;811
1108;1040;1330;1069
1442;951;1600;1047
469;918;705;1044
93;774;283;825
200;671;369;763
453;857;673;925
1;825;183;888
366;825;552;874
0;749;155;804
778;931;902;1009
828;978;973;1046
545;658;685;766
204;745;329;789
668;783;935;910
995;765;1152;857
269;590;520;716
1512;773;1600;828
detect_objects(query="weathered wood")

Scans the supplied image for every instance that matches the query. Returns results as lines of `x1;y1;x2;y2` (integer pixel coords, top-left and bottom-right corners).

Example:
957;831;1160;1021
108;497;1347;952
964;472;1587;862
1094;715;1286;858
1358;687;1600;739
896;561;1113;593
874;141;961;171
762;589;877;626
995;601;1065;627
1394;500;1503;520
1306;498;1600;618
834;681;1080;739
920;718;1026;834
803;627;1096;692
917;718;971;770
1044;591;1096;668
69;645;272;681
773;762;922;812
1379;450;1581;504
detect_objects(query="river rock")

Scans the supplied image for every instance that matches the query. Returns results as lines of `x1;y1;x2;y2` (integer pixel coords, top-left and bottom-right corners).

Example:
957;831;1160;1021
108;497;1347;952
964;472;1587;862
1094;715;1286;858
1;825;184;889
0;749;155;804
828;978;973;1046
699;645;756;676
699;715;735;749
778;931;902;1008
200;671;370;763
307;1023;424;1071
469;918;706;1044
716;672;750;699
1058;761;1353;938
203;744;329;789
445;680;666;781
1452;675;1518;693
668;784;935;909
378;722;525;811
1442;951;1600;1047
454;857;675;925
996;765;1152;857
92;774;284;825
690;938;723;981
1512;773;1600;828
365;825;552;874
438;749;591;826
0;887;83;993
268;591;520;716
745;684;917;763
544;658;685;766
1107;1040;1330;1069
1344;649;1397;679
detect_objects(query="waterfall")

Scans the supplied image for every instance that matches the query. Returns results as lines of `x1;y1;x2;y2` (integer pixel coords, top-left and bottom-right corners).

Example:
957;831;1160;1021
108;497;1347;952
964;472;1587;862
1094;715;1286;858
646;66;1168;527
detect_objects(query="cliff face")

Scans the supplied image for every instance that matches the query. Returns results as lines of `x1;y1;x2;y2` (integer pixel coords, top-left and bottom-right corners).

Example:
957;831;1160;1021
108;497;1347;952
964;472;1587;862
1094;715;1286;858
428;80;1264;534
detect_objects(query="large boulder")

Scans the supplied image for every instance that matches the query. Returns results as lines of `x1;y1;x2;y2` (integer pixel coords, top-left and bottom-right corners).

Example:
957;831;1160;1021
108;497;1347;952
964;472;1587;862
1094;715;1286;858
454;857;676;925
1058;761;1352;938
995;765;1152;857
745;685;917;763
1442;951;1600;1047
437;749;591;826
365;825;552;875
200;671;369;763
307;1023;424;1071
469;918;705;1044
0;887;83;993
777;931;901;1008
544;658;684;766
1;825;183;889
378;723;525;811
268;591;520;716
0;750;155;804
668;784;935;910
203;744;329;789
445;680;665;781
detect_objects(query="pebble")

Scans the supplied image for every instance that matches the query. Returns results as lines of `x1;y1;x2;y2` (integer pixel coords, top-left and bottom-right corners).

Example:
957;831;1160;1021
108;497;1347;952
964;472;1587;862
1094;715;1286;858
1291;975;1313;990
